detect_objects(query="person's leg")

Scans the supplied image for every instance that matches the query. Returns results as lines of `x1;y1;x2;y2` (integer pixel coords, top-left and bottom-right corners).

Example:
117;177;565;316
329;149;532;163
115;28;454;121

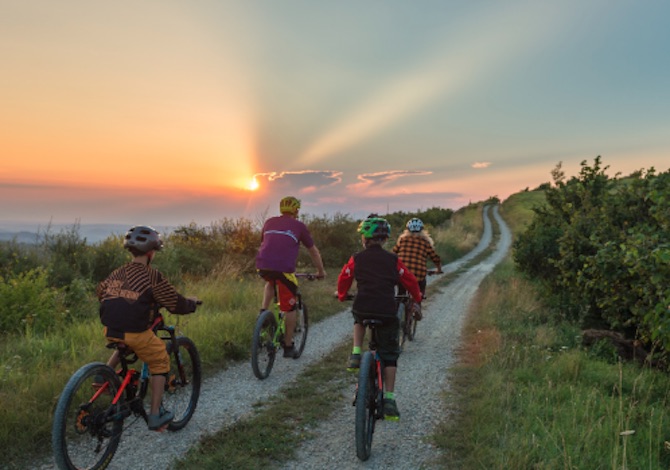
384;366;396;393
150;375;166;415
347;319;365;370
262;281;274;310
284;309;296;345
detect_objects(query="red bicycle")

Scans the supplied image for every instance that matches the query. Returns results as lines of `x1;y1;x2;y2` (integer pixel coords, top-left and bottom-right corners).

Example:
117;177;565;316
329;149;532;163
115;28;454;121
52;305;201;470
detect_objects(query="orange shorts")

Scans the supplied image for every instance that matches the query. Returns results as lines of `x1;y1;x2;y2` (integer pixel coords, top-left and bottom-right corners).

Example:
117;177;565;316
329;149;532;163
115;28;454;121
258;270;298;312
105;328;170;375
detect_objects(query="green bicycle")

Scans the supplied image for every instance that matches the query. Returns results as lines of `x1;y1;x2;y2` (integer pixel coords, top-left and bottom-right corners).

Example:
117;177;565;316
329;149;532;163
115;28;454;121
251;273;316;380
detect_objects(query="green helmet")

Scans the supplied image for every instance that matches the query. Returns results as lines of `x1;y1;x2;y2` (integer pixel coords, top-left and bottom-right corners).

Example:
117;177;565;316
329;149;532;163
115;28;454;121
357;217;391;240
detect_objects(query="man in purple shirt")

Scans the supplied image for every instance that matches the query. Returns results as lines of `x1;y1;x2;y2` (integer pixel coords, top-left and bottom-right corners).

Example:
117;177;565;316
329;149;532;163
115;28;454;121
256;196;326;358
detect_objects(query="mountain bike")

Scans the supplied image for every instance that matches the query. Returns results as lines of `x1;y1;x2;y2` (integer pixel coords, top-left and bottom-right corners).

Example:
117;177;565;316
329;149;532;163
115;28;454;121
354;318;388;461
396;269;441;350
51;304;202;470
251;273;317;380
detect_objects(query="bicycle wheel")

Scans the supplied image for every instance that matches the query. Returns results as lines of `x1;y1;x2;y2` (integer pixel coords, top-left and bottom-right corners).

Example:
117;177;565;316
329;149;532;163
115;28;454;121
164;336;202;431
52;362;123;470
355;352;377;461
292;301;309;358
251;310;278;379
396;302;408;350
409;305;418;341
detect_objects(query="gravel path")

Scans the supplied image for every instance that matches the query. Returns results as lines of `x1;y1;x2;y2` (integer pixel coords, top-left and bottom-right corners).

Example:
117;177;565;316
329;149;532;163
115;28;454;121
35;205;510;470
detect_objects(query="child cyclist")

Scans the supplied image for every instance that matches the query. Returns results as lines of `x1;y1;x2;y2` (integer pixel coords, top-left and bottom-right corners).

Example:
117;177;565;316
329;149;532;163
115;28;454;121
392;217;443;317
337;216;422;420
97;226;199;431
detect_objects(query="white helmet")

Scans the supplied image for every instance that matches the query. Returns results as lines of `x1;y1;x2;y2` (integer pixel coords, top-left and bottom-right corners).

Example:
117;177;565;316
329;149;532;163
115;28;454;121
406;218;424;232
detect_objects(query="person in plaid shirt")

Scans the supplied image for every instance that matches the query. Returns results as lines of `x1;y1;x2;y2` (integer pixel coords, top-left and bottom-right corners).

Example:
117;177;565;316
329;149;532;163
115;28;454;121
392;218;443;318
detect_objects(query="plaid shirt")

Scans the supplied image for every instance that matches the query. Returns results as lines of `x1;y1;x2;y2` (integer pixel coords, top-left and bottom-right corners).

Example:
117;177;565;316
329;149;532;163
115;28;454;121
392;234;441;281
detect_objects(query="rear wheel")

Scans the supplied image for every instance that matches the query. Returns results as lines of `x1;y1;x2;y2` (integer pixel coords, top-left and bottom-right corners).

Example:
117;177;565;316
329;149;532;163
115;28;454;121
164;337;201;431
355;352;377;461
52;362;123;470
396;302;408;350
292;301;309;358
251;310;278;379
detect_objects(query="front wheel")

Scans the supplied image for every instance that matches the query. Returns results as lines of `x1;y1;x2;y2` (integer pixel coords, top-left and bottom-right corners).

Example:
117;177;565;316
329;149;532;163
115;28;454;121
292;301;309;358
52;362;123;470
164;336;201;431
355;352;377;461
251;310;278;379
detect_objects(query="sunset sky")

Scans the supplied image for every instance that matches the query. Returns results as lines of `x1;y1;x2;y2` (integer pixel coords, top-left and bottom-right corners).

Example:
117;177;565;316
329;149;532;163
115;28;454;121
2;1;669;229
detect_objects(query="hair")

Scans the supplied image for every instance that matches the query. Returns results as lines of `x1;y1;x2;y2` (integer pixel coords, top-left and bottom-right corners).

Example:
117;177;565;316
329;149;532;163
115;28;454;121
398;228;435;246
363;237;387;248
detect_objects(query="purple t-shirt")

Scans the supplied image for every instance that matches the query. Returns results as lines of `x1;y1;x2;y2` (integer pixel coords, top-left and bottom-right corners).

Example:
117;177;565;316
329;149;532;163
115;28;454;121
255;215;314;273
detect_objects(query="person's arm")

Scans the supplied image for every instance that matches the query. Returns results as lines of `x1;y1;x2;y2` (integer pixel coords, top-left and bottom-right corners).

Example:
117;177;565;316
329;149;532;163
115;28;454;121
337;257;355;301
307;245;327;278
397;259;422;303
152;270;198;314
428;246;443;272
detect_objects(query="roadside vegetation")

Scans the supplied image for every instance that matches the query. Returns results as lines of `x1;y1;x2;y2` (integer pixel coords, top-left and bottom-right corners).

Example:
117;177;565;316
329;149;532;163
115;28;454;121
434;159;670;469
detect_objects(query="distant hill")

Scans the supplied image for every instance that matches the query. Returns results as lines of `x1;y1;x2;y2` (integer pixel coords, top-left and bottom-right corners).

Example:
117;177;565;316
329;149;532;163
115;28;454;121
0;223;136;244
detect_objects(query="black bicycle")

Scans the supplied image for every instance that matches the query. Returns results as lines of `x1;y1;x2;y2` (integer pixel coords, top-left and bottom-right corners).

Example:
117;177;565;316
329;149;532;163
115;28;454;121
251;273;316;380
52;305;202;470
354;318;388;461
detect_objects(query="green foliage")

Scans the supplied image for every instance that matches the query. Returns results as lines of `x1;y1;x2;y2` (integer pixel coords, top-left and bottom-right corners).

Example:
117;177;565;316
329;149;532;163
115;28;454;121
513;156;670;357
0;268;64;335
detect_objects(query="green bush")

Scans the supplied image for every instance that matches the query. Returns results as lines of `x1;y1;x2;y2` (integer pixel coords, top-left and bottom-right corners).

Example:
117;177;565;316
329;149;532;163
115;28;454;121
0;268;64;335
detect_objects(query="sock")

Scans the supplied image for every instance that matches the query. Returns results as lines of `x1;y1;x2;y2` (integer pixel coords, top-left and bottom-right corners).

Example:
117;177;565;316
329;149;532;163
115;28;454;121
384;392;395;400
352;346;361;355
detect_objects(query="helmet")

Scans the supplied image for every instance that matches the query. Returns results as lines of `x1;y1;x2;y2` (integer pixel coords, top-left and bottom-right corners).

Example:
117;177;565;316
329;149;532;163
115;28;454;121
358;217;391;240
123;226;163;253
406;218;424;232
279;196;301;214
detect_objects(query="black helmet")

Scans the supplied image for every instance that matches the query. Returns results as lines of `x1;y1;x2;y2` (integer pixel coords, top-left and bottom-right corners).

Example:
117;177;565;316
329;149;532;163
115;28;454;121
123;226;163;253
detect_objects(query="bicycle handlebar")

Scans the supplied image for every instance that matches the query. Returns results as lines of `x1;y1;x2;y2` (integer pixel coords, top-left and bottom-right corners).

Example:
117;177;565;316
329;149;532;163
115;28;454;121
295;273;322;281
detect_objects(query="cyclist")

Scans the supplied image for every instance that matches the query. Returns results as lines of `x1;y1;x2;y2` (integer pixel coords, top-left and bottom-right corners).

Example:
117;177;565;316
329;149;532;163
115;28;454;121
96;226;199;431
392;217;443;318
337;216;422;420
255;196;326;358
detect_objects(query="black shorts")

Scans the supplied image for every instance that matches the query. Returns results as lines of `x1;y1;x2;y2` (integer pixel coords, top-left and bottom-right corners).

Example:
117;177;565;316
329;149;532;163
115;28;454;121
352;310;400;365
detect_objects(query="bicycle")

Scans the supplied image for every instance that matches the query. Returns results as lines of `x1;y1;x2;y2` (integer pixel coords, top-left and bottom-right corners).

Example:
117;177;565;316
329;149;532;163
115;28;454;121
395;269;441;350
51;304;202;470
251;273;316;380
354;318;388;461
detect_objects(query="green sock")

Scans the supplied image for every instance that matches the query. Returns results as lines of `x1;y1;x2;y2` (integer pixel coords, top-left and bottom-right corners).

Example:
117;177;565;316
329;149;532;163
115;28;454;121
352;346;361;355
384;392;395;400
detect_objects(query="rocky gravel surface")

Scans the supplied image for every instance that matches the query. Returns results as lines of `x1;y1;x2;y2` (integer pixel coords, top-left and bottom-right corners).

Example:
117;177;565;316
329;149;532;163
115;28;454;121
34;205;510;470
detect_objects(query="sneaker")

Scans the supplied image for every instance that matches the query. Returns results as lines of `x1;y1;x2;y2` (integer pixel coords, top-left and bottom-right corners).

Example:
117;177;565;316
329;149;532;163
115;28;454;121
383;398;400;421
283;343;298;358
148;407;174;431
347;353;361;372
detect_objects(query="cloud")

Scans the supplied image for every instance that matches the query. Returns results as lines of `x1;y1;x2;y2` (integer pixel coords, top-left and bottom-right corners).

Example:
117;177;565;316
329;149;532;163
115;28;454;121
472;162;492;169
253;170;342;193
347;170;433;192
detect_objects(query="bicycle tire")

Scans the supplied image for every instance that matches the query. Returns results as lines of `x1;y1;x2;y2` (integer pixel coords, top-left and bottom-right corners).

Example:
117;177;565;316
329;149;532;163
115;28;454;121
251;310;278;379
165;336;202;431
52;362;123;470
396;301;408;350
409;306;418;341
355;352;377;461
292;301;309;358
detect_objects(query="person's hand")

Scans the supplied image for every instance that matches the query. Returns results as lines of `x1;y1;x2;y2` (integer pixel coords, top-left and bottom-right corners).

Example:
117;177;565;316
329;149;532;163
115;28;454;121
317;269;327;279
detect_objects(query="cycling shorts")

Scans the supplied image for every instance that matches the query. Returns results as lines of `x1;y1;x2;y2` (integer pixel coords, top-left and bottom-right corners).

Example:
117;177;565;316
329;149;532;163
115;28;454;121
105;327;170;375
258;270;298;312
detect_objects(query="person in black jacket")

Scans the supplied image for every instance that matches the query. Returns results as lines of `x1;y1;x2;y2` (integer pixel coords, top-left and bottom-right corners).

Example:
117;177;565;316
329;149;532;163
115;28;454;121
97;226;199;430
337;216;422;421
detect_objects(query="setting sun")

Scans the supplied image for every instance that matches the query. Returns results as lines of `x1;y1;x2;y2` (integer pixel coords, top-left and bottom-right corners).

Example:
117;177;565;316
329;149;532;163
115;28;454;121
248;177;259;191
